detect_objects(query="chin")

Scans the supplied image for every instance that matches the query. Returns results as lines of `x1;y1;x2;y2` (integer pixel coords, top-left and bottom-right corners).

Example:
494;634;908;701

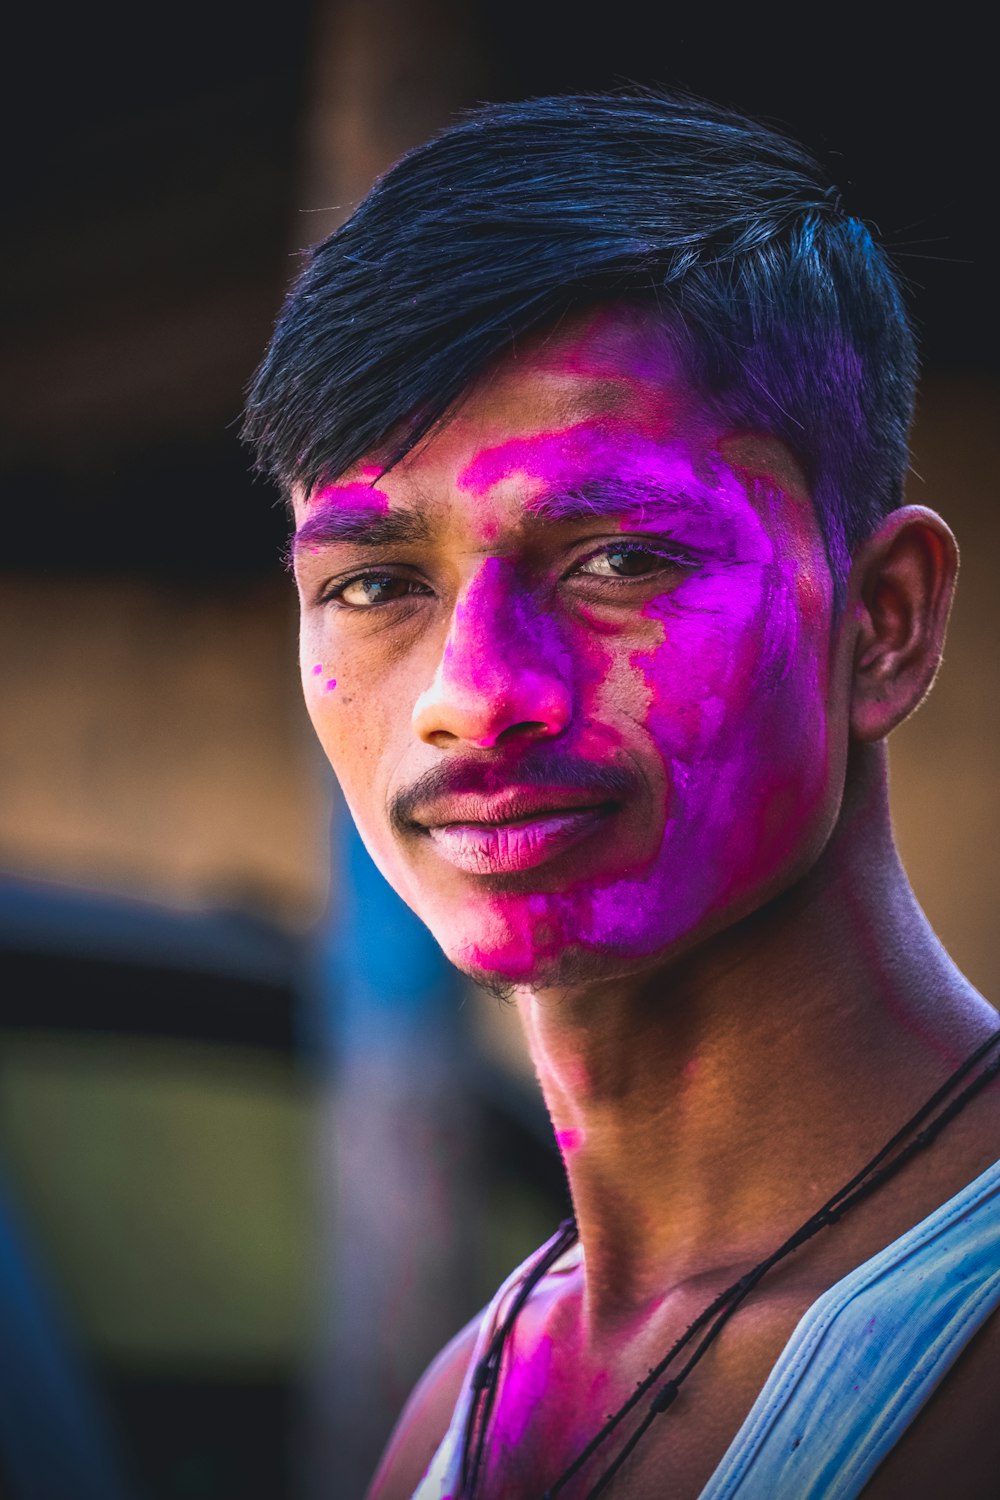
443;913;671;997
429;867;796;998
409;863;673;991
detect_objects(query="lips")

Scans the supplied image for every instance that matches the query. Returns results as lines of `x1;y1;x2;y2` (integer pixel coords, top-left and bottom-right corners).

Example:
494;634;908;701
411;786;620;875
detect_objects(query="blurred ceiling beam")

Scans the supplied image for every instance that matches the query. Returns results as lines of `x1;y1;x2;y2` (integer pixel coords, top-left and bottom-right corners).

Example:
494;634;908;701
295;0;486;243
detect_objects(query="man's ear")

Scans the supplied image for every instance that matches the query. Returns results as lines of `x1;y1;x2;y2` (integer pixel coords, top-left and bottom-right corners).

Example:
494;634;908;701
848;505;959;742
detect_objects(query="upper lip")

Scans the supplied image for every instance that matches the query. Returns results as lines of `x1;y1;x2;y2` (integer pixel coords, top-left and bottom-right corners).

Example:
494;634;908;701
410;786;620;830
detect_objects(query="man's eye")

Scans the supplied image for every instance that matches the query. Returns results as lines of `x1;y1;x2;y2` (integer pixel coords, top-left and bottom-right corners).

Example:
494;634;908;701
575;543;690;580
326;572;428;608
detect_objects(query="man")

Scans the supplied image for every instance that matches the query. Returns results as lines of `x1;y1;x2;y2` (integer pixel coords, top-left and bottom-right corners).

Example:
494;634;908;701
245;94;1000;1498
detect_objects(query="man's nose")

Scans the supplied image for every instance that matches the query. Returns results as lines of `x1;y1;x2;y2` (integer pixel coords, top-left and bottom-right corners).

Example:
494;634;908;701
411;561;572;749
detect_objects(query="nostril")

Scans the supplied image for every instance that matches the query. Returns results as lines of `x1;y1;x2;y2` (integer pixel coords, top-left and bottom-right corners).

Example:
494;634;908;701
496;721;550;745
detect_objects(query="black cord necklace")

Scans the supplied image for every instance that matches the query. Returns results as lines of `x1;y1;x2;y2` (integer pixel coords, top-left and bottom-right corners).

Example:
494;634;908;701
461;1026;1000;1500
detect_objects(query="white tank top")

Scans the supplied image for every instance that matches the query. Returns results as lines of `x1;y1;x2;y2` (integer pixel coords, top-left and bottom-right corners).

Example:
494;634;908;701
412;1155;1000;1498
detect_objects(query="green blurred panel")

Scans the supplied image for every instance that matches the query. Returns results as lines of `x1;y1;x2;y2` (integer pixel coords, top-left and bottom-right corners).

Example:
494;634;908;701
0;1033;313;1373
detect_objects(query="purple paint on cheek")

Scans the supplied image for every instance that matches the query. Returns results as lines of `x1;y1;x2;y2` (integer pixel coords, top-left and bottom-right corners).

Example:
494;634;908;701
312;663;323;676
325;678;337;692
608;467;833;943
450;442;832;980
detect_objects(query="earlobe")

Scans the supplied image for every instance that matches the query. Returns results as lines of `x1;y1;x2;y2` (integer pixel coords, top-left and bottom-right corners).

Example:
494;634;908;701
848;506;958;742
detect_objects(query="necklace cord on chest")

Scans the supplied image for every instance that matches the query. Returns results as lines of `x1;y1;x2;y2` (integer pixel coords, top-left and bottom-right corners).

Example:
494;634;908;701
462;1218;580;1496
461;1026;1000;1500
561;1026;1000;1500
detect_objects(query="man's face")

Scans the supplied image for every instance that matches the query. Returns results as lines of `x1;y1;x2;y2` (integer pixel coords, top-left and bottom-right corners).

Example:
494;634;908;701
291;308;844;990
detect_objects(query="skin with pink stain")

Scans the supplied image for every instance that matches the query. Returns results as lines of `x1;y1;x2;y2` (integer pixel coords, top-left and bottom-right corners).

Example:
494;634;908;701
290;306;1000;1500
554;1127;583;1155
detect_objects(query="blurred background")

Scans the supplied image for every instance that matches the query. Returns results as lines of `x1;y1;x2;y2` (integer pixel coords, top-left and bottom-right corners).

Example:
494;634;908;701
0;4;997;1497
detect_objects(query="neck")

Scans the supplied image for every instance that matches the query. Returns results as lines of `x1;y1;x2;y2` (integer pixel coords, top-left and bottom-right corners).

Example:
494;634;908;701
516;744;994;1323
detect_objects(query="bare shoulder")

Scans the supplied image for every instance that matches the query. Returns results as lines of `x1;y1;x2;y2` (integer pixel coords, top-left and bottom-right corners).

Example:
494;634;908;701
364;1311;483;1500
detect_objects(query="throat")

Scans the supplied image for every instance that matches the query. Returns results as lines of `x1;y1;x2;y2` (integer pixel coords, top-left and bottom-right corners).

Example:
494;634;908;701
513;842;993;1301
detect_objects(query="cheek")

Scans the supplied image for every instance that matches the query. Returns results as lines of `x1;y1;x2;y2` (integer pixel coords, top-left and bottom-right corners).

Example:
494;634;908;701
300;641;338;717
299;630;365;776
307;661;339;693
633;559;835;899
635;548;829;755
297;632;424;900
568;618;639;755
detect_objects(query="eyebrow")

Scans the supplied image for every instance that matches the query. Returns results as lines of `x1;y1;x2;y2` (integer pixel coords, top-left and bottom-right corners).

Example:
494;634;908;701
291;476;713;557
291;505;433;553
525;477;715;526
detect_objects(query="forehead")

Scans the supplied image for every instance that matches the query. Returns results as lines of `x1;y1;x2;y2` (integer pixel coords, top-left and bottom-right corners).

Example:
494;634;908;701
291;306;811;524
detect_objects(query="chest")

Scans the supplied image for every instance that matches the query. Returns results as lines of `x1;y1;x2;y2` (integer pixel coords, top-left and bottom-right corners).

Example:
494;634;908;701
467;1286;811;1500
466;1288;1000;1500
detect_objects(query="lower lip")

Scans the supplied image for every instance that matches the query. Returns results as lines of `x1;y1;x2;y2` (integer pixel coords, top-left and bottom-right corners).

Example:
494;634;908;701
425;806;614;875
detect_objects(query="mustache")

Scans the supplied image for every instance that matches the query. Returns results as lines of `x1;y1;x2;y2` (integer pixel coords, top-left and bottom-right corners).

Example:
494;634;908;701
389;754;641;835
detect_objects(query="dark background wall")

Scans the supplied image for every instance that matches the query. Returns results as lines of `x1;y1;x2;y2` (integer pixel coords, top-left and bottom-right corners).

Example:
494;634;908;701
3;4;996;580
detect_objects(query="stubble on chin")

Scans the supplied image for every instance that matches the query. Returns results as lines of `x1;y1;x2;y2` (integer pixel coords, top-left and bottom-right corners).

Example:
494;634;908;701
456;940;656;1005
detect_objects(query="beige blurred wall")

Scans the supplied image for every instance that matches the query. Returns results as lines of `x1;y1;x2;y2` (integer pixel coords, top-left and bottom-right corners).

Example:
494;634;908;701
0;377;997;991
0;576;329;928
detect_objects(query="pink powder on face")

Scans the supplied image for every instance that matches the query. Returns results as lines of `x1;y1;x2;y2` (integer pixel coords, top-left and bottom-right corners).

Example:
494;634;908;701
312;663;323;676
325;678;337;692
290;476;399;615
310;479;390;509
434;431;833;984
528;304;693;390
293;479;393;554
456;419;680;499
328;318;839;992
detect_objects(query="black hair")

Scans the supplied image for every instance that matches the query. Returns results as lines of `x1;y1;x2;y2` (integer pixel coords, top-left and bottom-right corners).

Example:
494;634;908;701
243;90;917;580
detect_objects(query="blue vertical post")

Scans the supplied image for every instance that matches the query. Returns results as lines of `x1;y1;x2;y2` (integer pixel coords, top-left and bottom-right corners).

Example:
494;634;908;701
303;796;479;1498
